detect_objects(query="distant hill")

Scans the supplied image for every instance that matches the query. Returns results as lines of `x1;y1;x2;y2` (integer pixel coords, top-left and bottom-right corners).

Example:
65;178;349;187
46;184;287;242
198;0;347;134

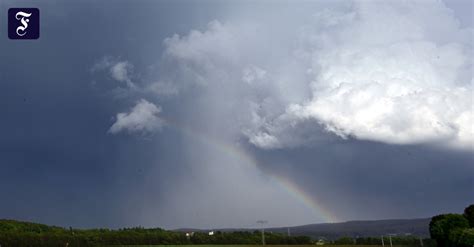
176;218;431;240
269;218;430;240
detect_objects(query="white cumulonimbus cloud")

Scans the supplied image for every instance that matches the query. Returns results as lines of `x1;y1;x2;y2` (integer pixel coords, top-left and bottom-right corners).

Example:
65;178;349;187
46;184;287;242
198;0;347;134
109;99;164;135
288;1;474;150
156;0;473;150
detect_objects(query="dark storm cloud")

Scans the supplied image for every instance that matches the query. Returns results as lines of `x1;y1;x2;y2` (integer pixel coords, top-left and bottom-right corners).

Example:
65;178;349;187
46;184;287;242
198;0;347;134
0;0;472;230
247;138;474;221
0;0;221;228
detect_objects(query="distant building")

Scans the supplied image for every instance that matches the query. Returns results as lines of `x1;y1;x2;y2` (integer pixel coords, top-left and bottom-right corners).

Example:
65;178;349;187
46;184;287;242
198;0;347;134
316;239;325;245
209;231;214;236
316;238;327;245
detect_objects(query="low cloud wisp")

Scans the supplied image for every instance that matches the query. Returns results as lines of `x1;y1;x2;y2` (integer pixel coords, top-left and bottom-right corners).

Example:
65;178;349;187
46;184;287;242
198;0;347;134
109;99;164;135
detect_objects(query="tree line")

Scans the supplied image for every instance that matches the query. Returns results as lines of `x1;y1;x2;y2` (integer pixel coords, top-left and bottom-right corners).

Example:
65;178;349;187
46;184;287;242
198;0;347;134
429;204;474;247
332;236;436;246
1;203;473;246
0;220;310;247
327;203;473;246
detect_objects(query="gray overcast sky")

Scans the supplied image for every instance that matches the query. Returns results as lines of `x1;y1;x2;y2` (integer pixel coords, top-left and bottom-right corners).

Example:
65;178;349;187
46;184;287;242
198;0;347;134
0;0;472;229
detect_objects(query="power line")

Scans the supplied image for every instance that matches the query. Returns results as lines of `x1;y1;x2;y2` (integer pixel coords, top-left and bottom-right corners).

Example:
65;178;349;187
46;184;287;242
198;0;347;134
256;220;268;245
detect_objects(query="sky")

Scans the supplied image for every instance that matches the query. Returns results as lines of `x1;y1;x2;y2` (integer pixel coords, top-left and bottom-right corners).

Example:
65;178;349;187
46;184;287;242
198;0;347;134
0;0;472;229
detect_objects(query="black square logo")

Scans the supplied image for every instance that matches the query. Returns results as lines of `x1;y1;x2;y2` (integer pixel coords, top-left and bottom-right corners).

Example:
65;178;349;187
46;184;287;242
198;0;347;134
8;8;40;40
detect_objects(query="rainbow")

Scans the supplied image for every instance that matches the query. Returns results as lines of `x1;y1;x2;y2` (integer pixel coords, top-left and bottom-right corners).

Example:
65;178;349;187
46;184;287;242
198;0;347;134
271;174;338;223
163;118;337;223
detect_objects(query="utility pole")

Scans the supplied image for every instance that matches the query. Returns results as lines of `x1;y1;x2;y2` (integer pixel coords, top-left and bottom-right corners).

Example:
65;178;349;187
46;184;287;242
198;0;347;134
287;228;290;237
381;235;385;247
257;220;268;245
419;237;423;247
389;234;393;247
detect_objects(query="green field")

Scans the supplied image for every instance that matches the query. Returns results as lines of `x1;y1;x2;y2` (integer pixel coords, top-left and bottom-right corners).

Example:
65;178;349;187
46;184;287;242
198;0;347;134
118;245;409;247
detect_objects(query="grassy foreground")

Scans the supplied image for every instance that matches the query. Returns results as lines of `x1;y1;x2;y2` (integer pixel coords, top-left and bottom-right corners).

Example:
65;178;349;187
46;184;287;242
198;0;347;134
117;245;409;247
